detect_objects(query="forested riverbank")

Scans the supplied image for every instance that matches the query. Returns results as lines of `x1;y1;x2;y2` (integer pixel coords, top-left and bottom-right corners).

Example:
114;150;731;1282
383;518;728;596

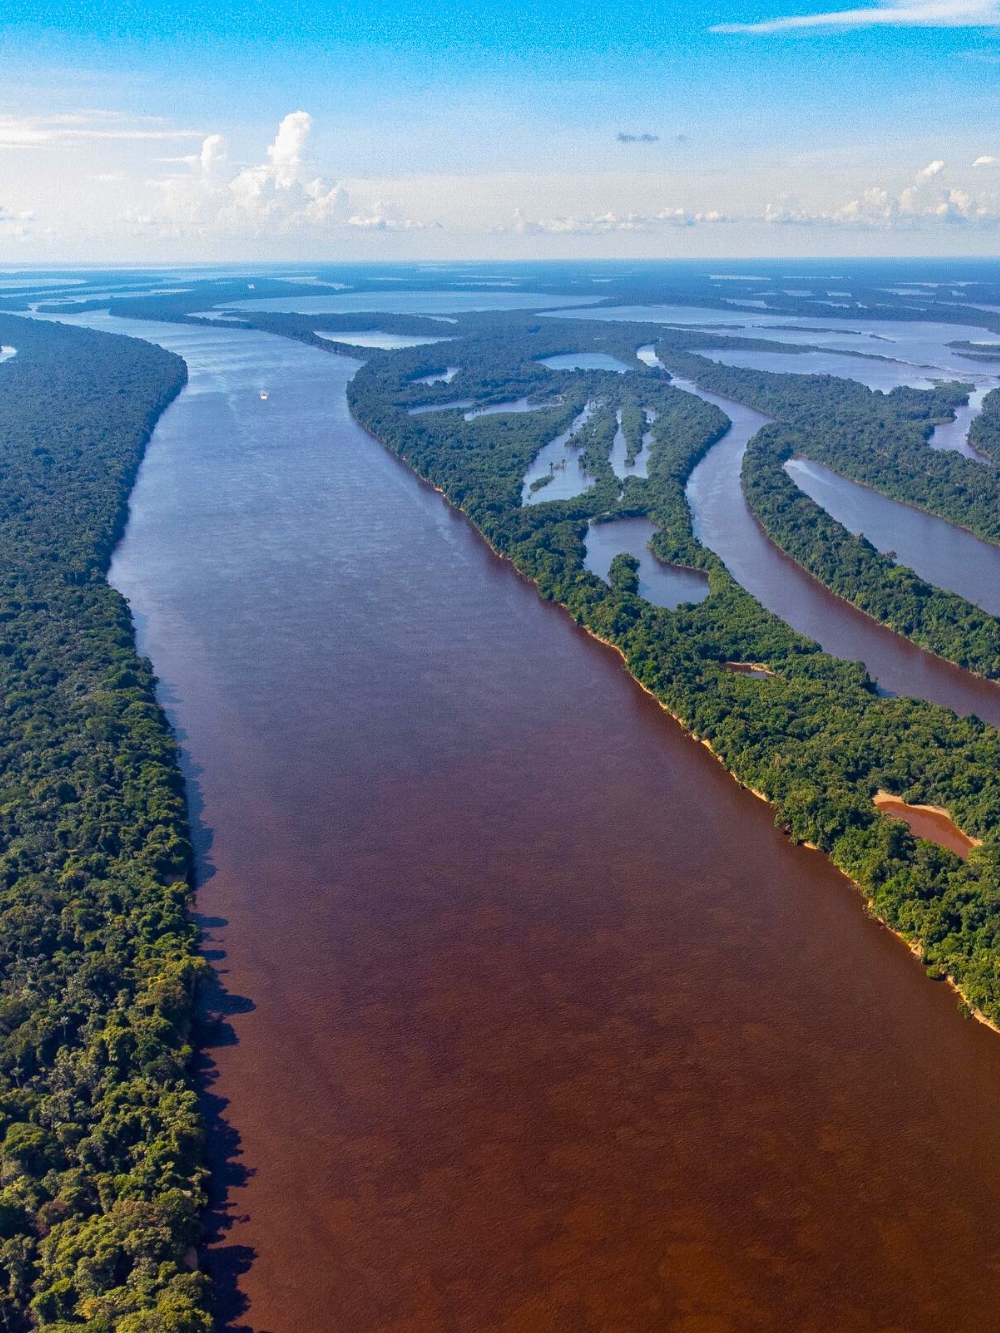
0;315;209;1332
346;321;1000;1026
22;270;1000;1330
652;341;1000;545
969;386;1000;465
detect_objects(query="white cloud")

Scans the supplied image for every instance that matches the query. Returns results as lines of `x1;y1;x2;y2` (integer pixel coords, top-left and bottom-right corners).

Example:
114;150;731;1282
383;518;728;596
348;202;425;230
142;112;420;239
765;163;994;227
502;207;729;235
974;154;1000;165
265;111;310;188
712;1;1000;34
0;205;35;237
0;112;204;148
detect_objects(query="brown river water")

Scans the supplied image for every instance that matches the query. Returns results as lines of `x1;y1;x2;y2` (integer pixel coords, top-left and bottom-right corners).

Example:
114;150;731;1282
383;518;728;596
38;313;1000;1331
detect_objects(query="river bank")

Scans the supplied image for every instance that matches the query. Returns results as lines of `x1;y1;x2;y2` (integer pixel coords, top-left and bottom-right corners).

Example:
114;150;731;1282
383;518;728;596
357;406;1000;1037
37;306;1000;1333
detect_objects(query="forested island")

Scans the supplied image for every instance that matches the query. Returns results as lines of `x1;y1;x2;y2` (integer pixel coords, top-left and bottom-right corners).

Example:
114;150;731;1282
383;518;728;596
336;315;1000;1027
86;275;1000;1030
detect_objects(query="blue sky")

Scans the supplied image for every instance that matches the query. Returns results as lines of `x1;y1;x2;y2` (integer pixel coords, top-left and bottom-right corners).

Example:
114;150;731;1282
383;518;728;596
3;0;1000;259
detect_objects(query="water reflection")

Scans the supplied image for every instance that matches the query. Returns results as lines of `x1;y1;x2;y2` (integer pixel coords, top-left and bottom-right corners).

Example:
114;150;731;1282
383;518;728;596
785;455;1000;615
521;403;598;504
540;351;632;373
677;376;1000;724
584;517;708;608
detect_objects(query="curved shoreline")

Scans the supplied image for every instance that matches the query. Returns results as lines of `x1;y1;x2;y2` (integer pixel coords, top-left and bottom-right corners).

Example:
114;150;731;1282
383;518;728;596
352;407;1000;1040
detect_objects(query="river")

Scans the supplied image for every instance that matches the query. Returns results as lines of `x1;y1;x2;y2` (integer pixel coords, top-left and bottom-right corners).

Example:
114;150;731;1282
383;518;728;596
679;378;1000;724
30;309;1000;1332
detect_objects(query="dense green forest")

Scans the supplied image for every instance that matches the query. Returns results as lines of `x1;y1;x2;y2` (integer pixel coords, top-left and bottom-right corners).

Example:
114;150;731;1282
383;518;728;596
0;316;209;1332
344;317;1000;1028
968;386;1000;465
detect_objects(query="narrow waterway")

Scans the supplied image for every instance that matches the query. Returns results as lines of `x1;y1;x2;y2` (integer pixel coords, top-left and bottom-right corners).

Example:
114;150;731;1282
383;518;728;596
31;311;1000;1333
786;455;1000;615
521;401;598;504
929;381;995;460
679;377;1000;724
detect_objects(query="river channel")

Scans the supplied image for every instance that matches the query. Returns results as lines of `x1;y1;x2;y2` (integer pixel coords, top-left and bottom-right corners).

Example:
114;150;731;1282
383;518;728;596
32;309;1000;1332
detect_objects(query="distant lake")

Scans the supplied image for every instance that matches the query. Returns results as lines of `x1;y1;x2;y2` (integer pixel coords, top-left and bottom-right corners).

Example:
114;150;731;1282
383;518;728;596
552;305;996;377
314;330;452;350
540;352;632;373
584;517;708;608
694;346;939;391
225;291;601;316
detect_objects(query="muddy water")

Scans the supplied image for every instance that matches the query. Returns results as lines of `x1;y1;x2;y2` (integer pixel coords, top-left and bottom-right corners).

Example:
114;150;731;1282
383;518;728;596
874;794;981;860
679;377;1000;725
37;312;1000;1332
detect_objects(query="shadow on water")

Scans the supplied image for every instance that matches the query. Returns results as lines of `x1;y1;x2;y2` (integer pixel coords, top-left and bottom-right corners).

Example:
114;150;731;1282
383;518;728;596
193;934;265;1333
153;676;267;1330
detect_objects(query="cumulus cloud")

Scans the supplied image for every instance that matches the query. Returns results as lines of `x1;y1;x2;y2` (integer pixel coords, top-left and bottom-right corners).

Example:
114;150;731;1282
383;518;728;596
503;207;728;235
765;163;994;227
712;1;1000;33
348;202;425;230
144;111;422;238
617;132;659;143
974;154;1000;165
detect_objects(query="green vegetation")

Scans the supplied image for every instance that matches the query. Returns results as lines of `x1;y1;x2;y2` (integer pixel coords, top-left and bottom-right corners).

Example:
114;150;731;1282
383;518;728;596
0;315;209;1332
968;386;1000;465
619;403;645;465
653;342;1000;546
608;552;640;596
346;318;1000;1026
742;425;1000;679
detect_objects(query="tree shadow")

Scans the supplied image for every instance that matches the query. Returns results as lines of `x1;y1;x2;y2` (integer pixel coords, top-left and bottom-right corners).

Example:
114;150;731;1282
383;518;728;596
194;920;274;1333
173;730;272;1331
